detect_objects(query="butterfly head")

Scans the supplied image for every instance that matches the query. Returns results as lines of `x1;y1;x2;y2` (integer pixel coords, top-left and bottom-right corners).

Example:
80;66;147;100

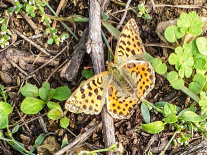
108;62;120;77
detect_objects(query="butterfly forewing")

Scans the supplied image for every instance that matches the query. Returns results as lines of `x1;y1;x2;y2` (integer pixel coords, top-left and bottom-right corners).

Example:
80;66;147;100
65;72;110;115
114;19;144;65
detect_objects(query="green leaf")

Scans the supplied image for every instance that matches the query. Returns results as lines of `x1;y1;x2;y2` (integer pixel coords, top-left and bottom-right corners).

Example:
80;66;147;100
178;107;196;117
60;117;70;128
12;125;20;133
39;82;50;101
61;33;69;39
150;58;167;75
0;102;12;115
144;14;151;20
177;12;190;28
20;97;45;114
47;89;55;100
155;101;169;107
47;38;54;44
199;91;207;113
35;133;45;146
196;37;207;55
163;114;178;124
20;83;39;97
194;56;206;69
167;71;184;90
102;21;120;40
163;103;177;116
141;103;150;123
180;111;207;122
164;25;177;43
47;101;61;110
0;109;8;129
142;121;165;134
61;135;68;148
189;73;205;94
177;11;203;36
39;88;48;101
81;69;94;79
168;53;178;65
101;12;109;20
183;65;193;78
47;108;63;120
53;86;71;101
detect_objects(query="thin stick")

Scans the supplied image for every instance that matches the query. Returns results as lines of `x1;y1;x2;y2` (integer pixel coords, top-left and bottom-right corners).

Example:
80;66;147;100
27;45;67;78
54;122;102;155
87;1;116;155
116;0;132;29
52;0;65;29
13;29;50;56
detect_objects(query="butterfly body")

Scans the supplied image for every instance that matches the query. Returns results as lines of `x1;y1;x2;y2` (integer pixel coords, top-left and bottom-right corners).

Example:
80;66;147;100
65;19;155;119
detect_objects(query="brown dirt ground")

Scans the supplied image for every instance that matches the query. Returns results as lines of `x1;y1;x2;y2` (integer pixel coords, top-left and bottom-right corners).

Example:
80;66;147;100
0;0;207;154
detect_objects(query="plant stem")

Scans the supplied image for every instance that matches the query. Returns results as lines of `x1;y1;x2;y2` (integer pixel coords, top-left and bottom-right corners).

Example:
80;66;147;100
142;99;164;114
101;30;113;62
41;0;79;40
111;0;137;14
159;131;178;155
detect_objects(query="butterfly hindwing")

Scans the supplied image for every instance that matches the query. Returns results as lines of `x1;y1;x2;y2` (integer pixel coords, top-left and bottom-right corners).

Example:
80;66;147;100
121;60;155;99
107;80;139;119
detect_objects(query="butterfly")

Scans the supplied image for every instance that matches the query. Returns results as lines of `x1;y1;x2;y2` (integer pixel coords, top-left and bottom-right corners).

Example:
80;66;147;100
65;19;155;119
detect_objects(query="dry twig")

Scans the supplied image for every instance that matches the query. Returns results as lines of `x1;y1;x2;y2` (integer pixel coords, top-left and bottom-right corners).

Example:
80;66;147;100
87;1;116;155
54;122;102;155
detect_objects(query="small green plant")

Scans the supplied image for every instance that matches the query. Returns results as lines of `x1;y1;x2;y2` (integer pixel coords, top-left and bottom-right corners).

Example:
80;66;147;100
161;11;207;114
0;16;12;48
140;99;207;150
9;0;69;45
0;84;12;129
20;82;71;128
0;126;45;154
0;84;46;154
137;3;151;21
111;0;151;22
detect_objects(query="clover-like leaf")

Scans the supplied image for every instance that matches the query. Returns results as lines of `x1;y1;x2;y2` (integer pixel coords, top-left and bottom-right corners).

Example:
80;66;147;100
167;71;184;90
196;37;207;56
150;58;167;75
199;91;207;114
60;117;70;128
163;103;177;116
164;25;185;43
47;101;61;110
177;11;203;36
53;86;71;101
189;73;205;94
